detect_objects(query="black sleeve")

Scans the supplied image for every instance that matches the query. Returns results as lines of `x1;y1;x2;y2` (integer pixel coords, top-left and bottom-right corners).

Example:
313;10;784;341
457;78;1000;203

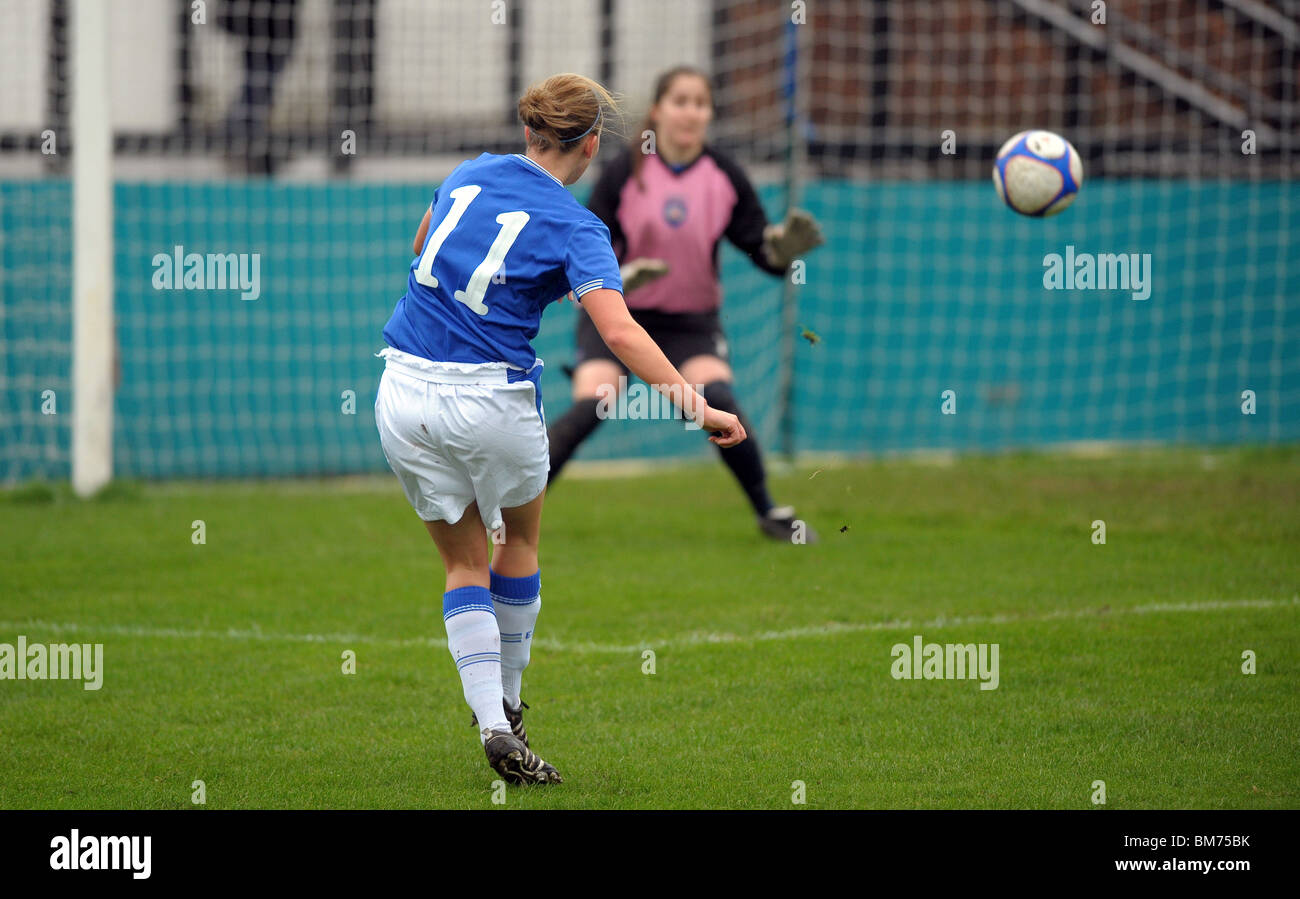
708;146;786;278
586;149;633;262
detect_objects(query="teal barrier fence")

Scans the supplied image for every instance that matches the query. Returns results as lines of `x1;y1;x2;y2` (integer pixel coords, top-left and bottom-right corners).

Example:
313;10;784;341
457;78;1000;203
2;178;1296;482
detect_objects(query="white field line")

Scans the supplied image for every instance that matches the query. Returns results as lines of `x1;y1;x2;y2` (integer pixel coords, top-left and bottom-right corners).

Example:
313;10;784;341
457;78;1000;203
0;596;1294;656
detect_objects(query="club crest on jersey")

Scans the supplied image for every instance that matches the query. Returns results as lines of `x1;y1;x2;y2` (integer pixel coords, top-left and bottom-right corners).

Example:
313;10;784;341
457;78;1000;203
663;196;688;228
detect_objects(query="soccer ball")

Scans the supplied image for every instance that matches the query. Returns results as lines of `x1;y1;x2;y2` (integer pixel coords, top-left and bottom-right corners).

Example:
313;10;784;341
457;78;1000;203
992;130;1083;217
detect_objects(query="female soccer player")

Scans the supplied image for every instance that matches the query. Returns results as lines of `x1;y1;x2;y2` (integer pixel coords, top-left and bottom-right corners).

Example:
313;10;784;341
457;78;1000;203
546;65;825;542
374;74;745;785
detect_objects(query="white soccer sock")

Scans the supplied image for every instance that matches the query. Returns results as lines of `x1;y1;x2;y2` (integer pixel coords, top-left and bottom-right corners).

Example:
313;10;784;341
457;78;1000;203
490;569;542;710
443;586;508;741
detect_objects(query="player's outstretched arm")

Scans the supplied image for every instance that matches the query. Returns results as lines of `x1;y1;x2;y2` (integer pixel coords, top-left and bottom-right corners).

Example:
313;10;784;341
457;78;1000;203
580;288;746;448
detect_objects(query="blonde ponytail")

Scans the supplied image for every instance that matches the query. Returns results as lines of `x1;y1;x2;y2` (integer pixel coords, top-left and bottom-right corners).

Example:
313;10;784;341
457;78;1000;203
517;73;621;152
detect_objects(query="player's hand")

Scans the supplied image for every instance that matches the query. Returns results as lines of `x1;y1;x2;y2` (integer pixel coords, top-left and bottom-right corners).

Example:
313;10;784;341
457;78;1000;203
763;209;825;268
620;258;669;294
701;406;746;448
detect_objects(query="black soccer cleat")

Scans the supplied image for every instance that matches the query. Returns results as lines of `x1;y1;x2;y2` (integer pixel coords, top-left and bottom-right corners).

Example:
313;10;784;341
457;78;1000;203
759;505;819;544
482;728;562;785
470;698;529;747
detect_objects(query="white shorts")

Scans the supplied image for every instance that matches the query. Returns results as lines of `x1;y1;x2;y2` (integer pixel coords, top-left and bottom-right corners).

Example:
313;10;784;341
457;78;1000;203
374;347;548;530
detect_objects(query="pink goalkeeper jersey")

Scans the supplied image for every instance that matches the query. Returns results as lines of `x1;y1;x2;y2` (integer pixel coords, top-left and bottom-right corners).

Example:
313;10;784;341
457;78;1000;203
586;145;787;313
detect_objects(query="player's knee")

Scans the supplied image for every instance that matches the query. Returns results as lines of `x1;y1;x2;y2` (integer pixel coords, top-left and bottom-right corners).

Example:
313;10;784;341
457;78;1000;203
572;360;624;400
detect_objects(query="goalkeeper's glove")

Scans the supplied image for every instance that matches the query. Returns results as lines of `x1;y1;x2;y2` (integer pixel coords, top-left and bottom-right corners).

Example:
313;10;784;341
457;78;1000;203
762;209;825;269
620;258;670;294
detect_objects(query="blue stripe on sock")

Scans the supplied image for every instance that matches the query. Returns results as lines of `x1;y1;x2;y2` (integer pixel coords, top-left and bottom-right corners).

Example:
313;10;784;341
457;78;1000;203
490;569;540;603
443;585;494;620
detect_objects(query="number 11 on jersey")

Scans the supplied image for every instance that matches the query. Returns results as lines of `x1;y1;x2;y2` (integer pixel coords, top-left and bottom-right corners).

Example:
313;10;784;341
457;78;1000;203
412;184;530;316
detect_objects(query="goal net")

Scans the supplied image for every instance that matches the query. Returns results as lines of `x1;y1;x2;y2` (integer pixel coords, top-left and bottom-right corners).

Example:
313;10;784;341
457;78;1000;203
0;0;1295;485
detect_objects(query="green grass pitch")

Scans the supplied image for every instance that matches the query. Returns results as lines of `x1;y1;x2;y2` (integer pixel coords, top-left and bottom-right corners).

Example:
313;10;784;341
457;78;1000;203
1;447;1297;809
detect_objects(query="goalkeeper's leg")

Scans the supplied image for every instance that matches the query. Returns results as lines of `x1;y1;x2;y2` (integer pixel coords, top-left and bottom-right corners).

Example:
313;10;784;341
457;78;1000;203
681;355;818;543
547;358;624;483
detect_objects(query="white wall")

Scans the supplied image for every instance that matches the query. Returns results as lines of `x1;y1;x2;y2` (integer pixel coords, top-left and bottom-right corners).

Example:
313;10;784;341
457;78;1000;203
0;0;713;141
0;0;49;131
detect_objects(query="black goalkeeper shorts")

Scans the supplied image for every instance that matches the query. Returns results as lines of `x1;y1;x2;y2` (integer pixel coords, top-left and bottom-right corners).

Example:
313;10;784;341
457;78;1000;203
574;307;730;373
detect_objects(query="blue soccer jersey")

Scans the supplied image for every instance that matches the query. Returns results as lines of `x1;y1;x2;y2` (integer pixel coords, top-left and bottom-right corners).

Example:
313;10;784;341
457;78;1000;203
382;152;623;370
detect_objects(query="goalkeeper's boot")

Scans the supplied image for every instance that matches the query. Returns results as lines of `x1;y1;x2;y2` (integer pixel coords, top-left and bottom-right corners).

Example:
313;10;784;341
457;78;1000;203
482;728;562;785
471;698;529;747
759;505;819;544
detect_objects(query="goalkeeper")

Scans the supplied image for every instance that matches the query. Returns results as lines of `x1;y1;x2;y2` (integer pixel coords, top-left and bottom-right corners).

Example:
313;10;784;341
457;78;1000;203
547;65;825;542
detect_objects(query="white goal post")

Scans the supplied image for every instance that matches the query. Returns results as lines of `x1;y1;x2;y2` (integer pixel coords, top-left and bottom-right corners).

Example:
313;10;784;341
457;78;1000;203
71;0;113;497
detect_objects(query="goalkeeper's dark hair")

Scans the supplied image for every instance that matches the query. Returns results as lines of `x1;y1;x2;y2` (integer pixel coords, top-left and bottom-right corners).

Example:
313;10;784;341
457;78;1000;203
518;73;621;153
633;65;714;190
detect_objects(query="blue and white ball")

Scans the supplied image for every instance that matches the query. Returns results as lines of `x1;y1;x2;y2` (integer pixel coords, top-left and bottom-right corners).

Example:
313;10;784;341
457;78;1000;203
992;130;1083;217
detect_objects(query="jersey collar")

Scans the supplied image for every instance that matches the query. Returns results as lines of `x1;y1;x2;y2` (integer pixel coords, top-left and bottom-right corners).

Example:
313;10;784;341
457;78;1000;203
513;153;564;186
653;146;707;177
